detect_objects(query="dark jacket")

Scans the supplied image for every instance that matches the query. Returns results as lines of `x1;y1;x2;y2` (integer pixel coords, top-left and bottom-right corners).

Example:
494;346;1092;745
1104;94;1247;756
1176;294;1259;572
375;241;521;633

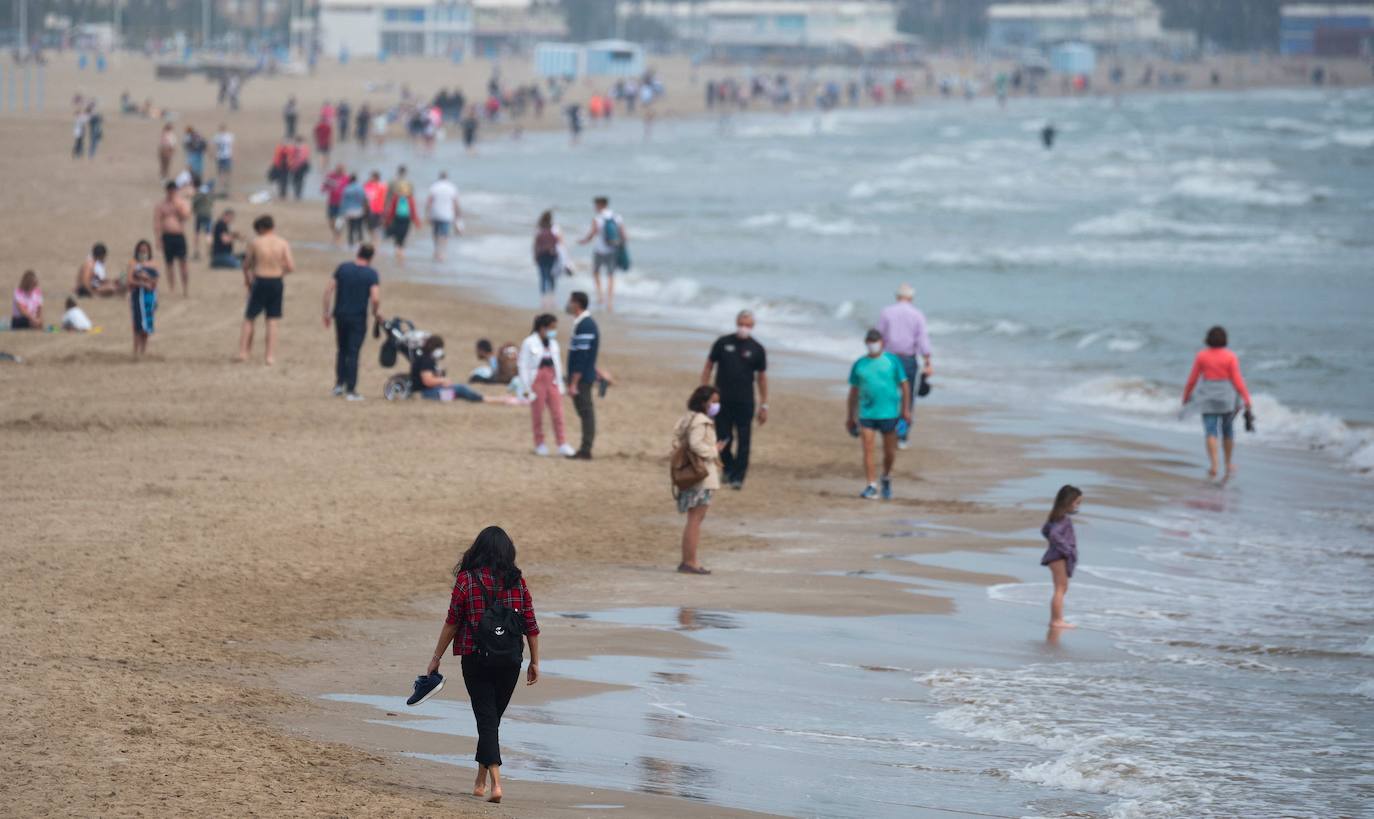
567;312;599;383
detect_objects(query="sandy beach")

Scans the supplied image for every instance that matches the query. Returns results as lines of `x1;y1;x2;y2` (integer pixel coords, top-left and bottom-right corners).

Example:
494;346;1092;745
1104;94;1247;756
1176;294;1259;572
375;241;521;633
3;49;1372;817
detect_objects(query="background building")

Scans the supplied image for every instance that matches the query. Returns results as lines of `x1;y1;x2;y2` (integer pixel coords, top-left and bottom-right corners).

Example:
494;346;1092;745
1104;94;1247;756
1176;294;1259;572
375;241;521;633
310;0;473;58
1279;3;1374;55
986;0;1191;54
471;0;565;57
625;1;903;59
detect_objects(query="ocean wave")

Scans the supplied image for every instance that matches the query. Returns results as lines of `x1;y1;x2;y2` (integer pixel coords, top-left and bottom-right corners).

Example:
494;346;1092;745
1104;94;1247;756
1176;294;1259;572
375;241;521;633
847;177;932;199
1070;209;1267;241
1168;157;1278;177
936;194;1040;213
1056;375;1374;474
1332;128;1374;149
896;154;960;171
743;211;878;236
1169;175;1326;207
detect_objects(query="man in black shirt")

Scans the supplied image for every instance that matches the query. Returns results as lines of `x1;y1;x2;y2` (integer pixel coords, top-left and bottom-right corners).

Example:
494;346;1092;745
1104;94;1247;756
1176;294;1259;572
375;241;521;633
701;310;769;489
209;209;242;269
322;243;381;400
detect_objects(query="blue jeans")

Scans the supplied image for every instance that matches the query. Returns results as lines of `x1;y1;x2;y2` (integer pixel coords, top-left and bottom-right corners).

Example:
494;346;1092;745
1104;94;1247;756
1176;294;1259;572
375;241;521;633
536;253;558;295
421;384;483;402
1202;413;1235;440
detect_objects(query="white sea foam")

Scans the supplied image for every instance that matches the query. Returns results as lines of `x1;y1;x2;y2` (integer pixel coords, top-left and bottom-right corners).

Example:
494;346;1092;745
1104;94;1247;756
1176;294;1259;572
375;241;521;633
895;154;960;171
1332;128;1374;148
1070;209;1267;240
1170;175;1324;207
936;194;1040;213
743;211;878;236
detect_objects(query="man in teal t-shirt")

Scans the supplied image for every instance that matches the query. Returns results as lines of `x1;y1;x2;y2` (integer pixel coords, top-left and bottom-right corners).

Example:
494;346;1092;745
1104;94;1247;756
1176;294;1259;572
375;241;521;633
846;328;911;500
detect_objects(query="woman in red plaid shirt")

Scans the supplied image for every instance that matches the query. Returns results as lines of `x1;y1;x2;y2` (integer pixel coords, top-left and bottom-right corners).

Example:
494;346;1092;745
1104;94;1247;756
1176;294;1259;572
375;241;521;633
425;526;541;803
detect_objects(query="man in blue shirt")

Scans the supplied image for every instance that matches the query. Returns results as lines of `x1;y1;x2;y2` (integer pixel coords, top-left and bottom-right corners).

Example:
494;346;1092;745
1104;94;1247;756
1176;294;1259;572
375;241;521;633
846;328;911;500
565;290;600;459
322;244;381;400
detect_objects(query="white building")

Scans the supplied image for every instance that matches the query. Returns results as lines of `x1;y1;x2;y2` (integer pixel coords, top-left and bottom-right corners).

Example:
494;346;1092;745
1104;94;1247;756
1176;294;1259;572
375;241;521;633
308;0;474;58
626;1;901;56
986;0;1191;53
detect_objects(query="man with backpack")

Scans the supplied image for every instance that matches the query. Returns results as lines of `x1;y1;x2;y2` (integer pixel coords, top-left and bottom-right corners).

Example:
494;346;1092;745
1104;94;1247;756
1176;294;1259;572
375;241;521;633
578;196;628;313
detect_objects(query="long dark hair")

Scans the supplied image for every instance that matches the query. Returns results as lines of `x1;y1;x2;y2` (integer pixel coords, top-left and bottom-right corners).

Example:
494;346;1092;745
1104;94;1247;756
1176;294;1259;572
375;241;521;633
454;525;523;589
1047;485;1083;524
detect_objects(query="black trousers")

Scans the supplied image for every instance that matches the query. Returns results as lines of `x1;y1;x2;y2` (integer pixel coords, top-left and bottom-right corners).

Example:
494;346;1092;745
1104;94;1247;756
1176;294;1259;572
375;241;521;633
334;316;367;392
346;216;366;246
461;655;521;767
715;401;755;485
573;385;595;454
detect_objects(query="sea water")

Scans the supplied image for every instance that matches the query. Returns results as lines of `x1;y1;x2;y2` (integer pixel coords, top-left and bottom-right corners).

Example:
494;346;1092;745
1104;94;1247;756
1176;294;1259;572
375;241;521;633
331;87;1374;816
392;85;1374;476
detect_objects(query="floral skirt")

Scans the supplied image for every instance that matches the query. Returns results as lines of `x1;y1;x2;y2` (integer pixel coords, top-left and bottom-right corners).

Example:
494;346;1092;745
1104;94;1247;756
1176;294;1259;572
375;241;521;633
676;487;713;514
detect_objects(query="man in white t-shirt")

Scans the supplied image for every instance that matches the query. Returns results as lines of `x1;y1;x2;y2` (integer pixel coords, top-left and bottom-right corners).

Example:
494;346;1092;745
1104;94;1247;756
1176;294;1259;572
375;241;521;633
578;195;627;312
214;124;235;193
425;171;461;262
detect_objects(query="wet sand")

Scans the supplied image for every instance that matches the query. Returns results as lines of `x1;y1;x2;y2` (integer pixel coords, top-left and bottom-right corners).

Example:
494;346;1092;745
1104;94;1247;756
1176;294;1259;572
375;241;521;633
0;52;1258;817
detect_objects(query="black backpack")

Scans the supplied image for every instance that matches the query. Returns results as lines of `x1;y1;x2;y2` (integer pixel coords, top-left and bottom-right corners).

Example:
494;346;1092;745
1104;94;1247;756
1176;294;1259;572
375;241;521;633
473;573;526;666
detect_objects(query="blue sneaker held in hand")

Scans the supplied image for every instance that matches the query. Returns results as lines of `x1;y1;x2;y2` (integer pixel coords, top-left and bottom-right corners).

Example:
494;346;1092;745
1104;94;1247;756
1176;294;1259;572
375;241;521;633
407;671;445;706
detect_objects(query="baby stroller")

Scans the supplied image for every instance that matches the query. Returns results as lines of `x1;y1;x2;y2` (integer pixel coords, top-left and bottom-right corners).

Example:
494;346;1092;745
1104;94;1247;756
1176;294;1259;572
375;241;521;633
377;316;431;400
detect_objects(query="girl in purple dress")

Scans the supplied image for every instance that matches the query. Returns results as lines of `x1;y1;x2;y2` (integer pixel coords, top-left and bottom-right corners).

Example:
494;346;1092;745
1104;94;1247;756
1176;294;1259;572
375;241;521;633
1041;485;1083;629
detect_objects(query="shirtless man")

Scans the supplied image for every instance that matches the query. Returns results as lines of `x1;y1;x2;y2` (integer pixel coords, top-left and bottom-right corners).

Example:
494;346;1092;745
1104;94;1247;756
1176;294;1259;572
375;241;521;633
153;181;192;296
237;215;295;366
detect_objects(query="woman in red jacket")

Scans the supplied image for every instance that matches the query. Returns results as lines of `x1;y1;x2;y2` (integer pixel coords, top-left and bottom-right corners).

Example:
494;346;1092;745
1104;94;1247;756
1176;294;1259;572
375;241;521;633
1181;325;1253;482
424;526;540;804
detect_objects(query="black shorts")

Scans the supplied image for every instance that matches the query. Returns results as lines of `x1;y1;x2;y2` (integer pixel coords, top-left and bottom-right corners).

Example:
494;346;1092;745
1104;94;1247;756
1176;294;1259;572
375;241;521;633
367;212;382;230
245;277;284;320
162;233;188;265
391;220;411;247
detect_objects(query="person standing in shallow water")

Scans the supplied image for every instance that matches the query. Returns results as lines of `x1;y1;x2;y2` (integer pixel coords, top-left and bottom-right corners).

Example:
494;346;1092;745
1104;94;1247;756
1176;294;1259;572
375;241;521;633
424;526;540;804
1181;325;1253;482
1041;485;1083;630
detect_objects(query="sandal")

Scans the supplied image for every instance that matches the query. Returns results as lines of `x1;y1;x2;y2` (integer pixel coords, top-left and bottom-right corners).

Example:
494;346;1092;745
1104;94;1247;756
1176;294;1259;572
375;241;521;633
677;563;712;575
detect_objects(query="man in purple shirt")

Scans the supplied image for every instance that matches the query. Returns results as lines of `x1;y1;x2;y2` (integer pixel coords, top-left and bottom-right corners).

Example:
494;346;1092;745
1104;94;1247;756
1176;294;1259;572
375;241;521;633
876;283;933;450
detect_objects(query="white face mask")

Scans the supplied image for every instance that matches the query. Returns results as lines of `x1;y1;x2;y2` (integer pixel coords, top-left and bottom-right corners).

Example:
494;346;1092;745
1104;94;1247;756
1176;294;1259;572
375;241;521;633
707;402;721;417
546;330;557;341
433;348;445;360
736;326;753;339
866;342;883;355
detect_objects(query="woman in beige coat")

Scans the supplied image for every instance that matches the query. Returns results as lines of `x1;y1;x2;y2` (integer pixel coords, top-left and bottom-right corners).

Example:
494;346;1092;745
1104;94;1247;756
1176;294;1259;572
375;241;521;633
673;385;726;575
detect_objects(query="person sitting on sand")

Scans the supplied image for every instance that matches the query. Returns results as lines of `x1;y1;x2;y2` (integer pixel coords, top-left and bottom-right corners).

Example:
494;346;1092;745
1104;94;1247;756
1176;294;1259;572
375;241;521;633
672;385;727;575
411;335;486;402
1041;485;1083;630
11;270;43;330
209;209;243;269
1181;326;1253;482
61;297;92;332
422;526;541;805
76;243;123;297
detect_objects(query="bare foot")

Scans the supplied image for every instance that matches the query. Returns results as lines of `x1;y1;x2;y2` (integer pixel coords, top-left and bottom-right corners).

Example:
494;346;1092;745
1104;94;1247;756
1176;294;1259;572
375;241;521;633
487;787;502;804
472;769;487;798
1207;466;1217;480
264;357;275;367
232;354;247;363
1049;620;1077;629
